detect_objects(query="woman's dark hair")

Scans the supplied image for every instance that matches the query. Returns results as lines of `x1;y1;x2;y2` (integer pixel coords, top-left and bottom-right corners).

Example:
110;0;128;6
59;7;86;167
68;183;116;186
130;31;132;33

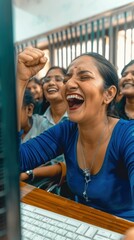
45;66;67;76
68;52;119;117
29;76;43;86
121;60;134;76
23;89;35;107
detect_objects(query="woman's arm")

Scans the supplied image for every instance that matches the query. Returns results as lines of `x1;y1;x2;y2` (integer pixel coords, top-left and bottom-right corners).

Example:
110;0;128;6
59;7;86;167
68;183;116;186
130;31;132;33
17;47;47;130
20;163;62;181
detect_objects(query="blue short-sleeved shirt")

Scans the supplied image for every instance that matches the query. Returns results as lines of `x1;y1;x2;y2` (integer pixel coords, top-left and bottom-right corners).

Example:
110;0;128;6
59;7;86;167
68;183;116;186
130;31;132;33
20;119;134;221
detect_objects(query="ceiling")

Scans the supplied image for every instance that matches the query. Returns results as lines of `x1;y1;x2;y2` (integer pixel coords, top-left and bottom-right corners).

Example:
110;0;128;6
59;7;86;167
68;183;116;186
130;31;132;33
13;0;54;17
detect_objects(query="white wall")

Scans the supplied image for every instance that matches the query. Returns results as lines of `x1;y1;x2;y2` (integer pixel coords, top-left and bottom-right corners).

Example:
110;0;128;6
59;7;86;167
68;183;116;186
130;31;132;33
13;0;133;42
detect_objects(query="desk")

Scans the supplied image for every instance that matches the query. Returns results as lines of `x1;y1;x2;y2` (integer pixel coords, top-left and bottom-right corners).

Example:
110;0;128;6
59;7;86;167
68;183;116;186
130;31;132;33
20;182;134;235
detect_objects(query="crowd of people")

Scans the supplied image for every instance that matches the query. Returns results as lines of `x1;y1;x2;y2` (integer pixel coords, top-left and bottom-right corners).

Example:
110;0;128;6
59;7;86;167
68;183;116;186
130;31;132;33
17;46;134;238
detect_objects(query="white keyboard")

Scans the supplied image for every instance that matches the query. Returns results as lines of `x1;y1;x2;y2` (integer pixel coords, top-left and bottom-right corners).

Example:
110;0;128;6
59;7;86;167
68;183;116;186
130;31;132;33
21;203;123;240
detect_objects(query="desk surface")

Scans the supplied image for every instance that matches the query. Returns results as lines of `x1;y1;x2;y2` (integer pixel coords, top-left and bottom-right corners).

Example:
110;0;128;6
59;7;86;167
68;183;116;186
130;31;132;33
20;182;134;235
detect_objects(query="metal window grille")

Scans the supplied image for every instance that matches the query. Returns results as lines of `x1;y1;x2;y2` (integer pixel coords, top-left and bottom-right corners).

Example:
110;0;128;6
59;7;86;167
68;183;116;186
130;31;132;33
15;3;134;76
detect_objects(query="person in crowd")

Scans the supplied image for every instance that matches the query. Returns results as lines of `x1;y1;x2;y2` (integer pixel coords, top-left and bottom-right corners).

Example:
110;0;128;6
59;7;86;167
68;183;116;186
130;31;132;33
115;60;134;119
20;68;68;191
21;88;45;142
26;76;43;102
41;66;68;126
40;66;68;165
20;88;66;187
26;76;49;114
17;47;134;221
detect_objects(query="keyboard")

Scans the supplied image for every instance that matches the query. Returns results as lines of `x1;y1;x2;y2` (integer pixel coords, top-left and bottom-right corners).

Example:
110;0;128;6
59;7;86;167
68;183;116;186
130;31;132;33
21;202;123;240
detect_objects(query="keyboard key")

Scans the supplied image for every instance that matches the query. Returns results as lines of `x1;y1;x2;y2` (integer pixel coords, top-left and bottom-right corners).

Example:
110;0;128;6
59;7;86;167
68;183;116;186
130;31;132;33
75;236;90;240
66;231;78;239
110;233;123;239
97;229;111;238
76;224;89;235
85;226;97;238
93;235;109;240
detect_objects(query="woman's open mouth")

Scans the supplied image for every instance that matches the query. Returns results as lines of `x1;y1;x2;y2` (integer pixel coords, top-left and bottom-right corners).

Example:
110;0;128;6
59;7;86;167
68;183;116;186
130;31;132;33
66;94;84;110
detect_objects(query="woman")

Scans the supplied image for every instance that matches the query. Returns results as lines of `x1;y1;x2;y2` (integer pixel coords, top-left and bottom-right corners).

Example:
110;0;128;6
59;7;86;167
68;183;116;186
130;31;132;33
27;76;43;102
17;47;134;221
116;60;134;119
41;66;68;132
20;89;45;142
40;67;68;166
26;76;49;114
20;68;68;195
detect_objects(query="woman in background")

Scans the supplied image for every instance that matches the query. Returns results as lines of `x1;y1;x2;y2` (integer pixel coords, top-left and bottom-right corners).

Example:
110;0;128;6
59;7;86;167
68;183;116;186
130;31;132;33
27;76;43;102
20;68;68;196
41;66;68;129
40;66;68;166
20;89;66;188
27;76;49;114
21;89;45;142
115;60;134;119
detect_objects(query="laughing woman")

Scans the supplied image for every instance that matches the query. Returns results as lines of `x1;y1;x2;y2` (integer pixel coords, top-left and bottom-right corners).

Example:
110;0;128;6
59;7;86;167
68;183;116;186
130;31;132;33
116;60;134;119
17;47;134;221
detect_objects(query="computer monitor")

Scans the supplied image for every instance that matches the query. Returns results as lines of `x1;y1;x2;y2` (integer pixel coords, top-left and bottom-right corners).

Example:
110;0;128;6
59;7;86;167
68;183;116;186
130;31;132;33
0;0;21;239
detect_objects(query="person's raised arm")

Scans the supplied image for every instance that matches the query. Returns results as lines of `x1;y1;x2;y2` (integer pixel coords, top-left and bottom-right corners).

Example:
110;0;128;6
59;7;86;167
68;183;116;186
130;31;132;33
17;47;47;130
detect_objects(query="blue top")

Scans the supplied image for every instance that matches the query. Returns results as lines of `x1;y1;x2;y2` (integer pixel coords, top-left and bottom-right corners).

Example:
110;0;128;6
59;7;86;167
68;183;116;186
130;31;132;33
20;118;134;221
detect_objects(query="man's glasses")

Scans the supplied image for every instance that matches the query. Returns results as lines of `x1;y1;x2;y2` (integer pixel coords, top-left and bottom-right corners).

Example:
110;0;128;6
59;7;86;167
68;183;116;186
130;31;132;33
42;75;65;84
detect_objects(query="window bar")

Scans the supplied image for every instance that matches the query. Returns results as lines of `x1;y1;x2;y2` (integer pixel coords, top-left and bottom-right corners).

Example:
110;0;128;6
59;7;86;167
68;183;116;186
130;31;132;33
31;39;35;48
124;12;127;66
130;9;134;59
74;26;78;58
96;19;100;53
79;25;83;55
47;35;53;67
16;45;20;54
60;31;64;67
84;23;88;53
56;32;60;66
91;21;94;52
109;16;114;63
65;29;69;67
21;44;24;51
34;39;37;48
51;33;55;66
72;26;77;60
101;17;106;57
113;14;119;69
69;26;73;61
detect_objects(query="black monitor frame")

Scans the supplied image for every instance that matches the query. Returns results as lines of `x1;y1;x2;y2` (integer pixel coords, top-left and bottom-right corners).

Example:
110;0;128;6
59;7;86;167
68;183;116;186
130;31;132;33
0;0;21;239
